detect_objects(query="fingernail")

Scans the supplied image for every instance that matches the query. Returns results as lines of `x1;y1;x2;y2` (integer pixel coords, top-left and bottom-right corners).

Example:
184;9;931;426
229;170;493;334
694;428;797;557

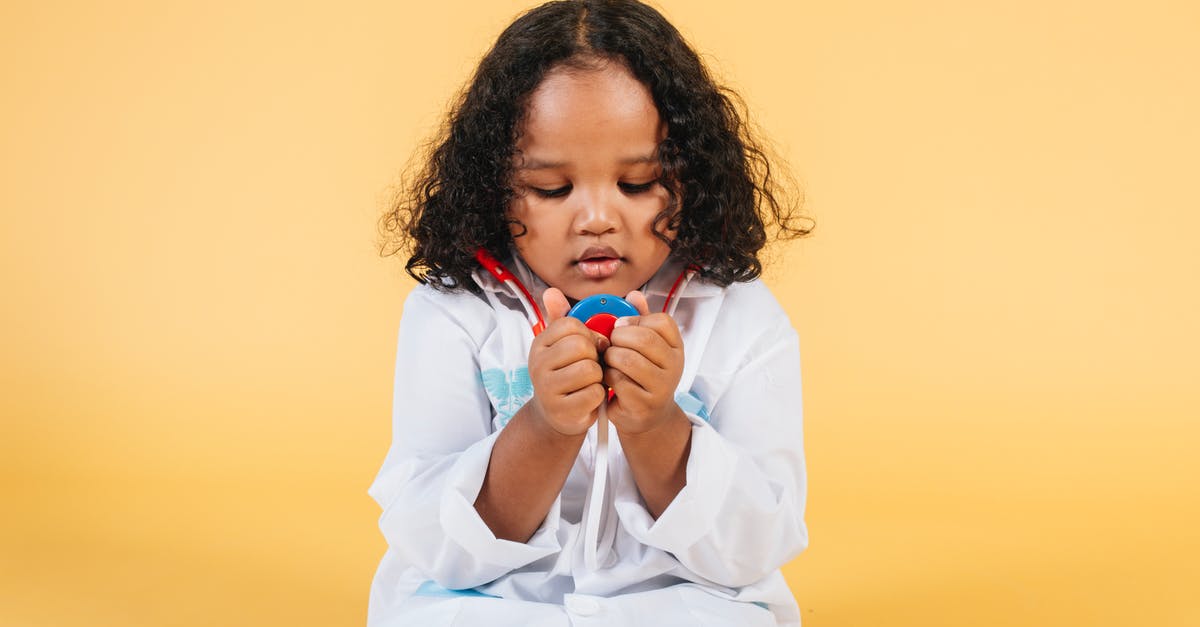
614;317;632;328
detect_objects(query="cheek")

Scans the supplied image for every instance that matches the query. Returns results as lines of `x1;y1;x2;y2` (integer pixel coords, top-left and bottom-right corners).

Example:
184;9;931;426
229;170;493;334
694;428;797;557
509;197;575;239
506;199;531;239
645;188;679;240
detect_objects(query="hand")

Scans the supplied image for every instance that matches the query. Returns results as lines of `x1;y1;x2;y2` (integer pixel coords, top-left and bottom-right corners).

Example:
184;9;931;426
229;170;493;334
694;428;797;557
525;288;608;436
602;290;686;435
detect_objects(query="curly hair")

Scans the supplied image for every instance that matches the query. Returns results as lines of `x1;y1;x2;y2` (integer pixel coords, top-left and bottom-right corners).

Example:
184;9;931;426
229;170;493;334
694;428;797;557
378;0;814;291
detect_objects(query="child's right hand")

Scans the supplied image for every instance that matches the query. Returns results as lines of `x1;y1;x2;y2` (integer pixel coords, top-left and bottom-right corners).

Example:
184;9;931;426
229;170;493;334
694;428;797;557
525;287;608;437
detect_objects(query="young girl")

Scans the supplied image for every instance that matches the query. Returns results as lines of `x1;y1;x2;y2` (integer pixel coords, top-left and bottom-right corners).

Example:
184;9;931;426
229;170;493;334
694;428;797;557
370;1;813;625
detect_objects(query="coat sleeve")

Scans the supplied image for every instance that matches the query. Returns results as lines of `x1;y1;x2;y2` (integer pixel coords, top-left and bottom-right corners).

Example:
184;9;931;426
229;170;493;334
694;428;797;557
366;286;562;590
613;304;809;588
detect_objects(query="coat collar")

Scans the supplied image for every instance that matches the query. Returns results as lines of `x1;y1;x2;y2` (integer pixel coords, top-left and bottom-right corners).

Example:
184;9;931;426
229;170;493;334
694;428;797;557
471;248;722;306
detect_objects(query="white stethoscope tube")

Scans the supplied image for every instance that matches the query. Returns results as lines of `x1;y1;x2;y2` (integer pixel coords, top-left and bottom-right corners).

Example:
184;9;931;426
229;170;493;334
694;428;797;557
584;402;615;570
582;267;695;570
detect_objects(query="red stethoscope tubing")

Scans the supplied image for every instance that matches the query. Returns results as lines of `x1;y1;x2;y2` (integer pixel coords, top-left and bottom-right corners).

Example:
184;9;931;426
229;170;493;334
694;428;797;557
474;247;697;335
475;248;548;334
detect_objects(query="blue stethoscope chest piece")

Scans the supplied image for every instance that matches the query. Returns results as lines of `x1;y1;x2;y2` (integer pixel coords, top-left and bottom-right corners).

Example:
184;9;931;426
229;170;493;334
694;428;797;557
567;294;639;339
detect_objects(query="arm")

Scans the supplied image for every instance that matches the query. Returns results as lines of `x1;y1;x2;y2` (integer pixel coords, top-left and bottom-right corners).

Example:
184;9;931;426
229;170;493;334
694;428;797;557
366;286;564;590
473;404;586;542
473;286;607;542
614;311;810;588
617;405;691;519
601;290;693;518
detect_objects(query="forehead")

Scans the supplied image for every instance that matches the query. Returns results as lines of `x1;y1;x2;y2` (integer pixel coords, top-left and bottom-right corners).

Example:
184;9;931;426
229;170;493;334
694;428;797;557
516;62;664;168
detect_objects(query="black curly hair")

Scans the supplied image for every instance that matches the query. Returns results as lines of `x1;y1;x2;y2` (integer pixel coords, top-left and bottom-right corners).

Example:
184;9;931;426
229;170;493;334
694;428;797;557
379;0;813;291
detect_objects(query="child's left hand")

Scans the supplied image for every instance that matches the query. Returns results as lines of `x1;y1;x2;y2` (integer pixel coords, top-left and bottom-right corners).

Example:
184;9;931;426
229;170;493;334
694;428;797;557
602;290;685;435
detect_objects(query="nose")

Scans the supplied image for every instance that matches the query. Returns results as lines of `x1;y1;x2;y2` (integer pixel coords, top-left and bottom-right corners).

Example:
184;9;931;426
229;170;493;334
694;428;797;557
572;187;620;235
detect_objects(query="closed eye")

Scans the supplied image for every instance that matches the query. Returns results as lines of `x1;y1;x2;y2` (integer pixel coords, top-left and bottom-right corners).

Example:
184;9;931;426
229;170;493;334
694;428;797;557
529;180;658;198
531;185;571;198
619;180;658;194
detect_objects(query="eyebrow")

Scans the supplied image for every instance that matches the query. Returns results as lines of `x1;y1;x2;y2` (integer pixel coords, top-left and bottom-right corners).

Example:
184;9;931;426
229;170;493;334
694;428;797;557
516;153;658;171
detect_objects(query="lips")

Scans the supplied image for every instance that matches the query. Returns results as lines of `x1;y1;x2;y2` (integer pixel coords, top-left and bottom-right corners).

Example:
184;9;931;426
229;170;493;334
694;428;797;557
575;245;623;279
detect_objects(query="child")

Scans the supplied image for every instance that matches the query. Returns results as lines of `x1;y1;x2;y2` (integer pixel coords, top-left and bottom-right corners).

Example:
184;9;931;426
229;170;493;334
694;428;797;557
369;1;814;625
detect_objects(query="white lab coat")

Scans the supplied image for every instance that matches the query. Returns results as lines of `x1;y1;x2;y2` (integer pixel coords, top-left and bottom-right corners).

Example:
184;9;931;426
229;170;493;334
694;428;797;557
367;252;809;626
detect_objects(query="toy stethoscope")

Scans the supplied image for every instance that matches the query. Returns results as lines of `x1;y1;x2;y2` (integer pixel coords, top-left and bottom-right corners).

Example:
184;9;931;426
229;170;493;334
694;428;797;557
475;248;698;570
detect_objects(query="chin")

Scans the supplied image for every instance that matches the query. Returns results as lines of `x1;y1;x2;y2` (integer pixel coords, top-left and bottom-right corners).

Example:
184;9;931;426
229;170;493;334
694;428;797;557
565;282;633;303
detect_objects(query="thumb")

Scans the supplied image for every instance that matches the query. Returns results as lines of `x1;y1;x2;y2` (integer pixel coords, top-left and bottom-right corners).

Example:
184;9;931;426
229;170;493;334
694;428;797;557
625;290;650;315
542;287;570;323
616;289;650;329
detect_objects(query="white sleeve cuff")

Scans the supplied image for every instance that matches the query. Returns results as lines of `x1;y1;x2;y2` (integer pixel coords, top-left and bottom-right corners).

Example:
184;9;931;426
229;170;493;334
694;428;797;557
613;412;733;554
439;430;563;571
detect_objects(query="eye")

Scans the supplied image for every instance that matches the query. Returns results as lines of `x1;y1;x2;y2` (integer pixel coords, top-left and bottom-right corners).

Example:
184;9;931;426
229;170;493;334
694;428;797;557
531;185;571;198
619;180;658;194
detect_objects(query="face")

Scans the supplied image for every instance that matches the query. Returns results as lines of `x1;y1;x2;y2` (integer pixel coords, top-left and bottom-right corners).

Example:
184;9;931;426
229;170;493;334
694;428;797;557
507;60;676;302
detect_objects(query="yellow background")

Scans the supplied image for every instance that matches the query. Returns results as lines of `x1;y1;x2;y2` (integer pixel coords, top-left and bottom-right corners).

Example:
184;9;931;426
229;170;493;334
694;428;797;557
2;1;1197;625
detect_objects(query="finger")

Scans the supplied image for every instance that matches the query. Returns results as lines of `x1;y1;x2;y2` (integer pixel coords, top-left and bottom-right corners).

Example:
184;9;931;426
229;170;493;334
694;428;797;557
552;359;604;392
543;332;600;370
632;312;683;350
603;363;651;397
614;314;639;330
543;287;570;323
534;315;592;349
603;345;658;389
625;290;650;315
609;326;674;370
560;383;607;417
615;290;650;331
614;331;672;369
